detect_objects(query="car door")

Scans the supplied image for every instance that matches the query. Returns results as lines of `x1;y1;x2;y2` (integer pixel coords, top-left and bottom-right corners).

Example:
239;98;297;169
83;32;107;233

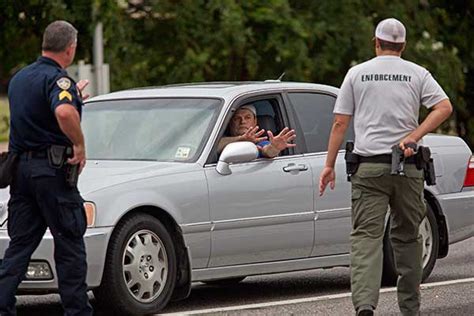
285;91;354;257
204;94;314;267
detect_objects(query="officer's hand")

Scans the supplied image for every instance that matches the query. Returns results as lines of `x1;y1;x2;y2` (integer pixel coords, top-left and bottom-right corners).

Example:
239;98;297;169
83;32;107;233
319;166;336;196
67;144;87;174
77;79;90;100
399;136;418;158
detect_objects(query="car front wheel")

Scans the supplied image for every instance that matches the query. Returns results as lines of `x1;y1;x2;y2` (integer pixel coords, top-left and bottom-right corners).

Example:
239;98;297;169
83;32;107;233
382;203;439;286
94;214;177;315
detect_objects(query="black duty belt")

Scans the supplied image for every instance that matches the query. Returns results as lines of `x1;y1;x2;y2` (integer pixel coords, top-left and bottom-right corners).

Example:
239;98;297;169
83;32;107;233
21;150;48;159
359;154;416;164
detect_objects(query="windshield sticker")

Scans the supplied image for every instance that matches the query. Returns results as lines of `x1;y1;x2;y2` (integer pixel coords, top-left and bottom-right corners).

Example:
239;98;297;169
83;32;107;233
175;147;191;159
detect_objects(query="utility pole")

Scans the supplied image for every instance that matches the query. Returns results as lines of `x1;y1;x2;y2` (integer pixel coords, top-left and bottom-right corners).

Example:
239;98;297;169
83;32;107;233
93;21;104;95
68;1;110;97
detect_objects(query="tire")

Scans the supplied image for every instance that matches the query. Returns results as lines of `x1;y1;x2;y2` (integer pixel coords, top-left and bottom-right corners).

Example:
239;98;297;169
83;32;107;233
382;203;439;286
202;277;246;286
94;214;177;315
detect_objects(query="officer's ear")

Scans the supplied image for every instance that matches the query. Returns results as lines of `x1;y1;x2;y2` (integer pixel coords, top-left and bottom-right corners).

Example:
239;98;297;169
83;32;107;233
68;43;77;54
373;38;380;55
374;37;381;49
65;39;77;56
401;42;406;54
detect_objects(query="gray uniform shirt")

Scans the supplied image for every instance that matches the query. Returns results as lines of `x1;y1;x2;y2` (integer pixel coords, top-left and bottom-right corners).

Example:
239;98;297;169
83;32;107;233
334;55;448;156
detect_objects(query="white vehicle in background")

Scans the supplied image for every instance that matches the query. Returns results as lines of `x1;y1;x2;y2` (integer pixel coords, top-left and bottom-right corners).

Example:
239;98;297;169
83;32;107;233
0;81;473;315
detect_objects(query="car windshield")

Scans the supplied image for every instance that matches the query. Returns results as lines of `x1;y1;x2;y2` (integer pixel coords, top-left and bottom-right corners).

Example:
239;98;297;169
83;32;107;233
82;98;222;161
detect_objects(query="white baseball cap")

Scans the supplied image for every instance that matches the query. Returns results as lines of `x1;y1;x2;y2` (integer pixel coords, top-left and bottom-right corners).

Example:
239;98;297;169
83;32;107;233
238;104;257;116
375;18;406;43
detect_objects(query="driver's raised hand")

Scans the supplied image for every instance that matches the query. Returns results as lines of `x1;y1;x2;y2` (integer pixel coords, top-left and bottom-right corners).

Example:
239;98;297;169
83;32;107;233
268;127;296;151
238;126;267;144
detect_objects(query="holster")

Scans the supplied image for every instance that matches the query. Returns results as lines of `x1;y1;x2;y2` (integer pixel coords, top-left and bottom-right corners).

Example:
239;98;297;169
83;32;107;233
48;145;67;168
345;141;359;181
65;147;79;188
47;145;79;188
424;158;436;185
0;152;19;188
415;146;436;186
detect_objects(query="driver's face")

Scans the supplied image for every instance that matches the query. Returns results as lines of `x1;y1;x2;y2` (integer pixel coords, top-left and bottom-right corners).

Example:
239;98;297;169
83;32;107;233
229;109;257;136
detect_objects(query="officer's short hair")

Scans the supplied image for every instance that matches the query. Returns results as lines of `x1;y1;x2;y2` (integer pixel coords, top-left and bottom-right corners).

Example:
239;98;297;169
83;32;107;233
378;39;404;52
42;20;78;53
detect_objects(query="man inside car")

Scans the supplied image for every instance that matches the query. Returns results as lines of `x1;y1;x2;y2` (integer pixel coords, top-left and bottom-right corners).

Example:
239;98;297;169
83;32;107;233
217;104;296;158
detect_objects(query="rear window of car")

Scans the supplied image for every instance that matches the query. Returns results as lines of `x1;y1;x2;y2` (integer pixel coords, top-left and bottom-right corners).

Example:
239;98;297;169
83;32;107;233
288;92;354;153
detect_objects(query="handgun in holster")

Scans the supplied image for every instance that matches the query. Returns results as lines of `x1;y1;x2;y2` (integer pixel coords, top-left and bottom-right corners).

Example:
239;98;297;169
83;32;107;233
345;141;359;181
65;147;79;188
47;145;79;188
415;146;436;186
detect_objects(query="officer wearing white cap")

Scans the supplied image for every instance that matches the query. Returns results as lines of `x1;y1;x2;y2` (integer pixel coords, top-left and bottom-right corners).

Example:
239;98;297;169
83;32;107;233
319;18;453;315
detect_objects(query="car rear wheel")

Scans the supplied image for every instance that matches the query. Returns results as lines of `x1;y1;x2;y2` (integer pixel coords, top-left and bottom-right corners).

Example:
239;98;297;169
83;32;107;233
94;214;177;315
202;276;246;286
382;203;439;286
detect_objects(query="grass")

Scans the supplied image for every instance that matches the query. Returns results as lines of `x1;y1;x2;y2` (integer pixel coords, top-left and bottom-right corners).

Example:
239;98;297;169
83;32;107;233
0;96;9;142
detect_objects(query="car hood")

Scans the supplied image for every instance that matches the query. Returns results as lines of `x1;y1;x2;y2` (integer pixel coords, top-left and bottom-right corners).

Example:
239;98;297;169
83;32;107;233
78;160;198;194
0;160;198;199
0;160;198;227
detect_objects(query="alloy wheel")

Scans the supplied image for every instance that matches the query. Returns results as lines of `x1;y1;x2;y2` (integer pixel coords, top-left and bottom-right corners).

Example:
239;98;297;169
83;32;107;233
122;229;169;303
419;217;433;268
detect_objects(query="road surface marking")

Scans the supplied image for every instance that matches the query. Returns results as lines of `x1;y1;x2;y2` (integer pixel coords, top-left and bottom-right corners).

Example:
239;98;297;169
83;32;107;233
159;277;474;315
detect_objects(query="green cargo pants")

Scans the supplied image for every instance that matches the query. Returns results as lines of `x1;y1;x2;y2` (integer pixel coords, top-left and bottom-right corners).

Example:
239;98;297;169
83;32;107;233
350;163;426;316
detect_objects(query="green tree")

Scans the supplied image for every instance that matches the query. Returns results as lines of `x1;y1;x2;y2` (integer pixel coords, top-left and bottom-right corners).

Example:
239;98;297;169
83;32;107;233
0;0;472;148
0;0;97;92
430;0;474;149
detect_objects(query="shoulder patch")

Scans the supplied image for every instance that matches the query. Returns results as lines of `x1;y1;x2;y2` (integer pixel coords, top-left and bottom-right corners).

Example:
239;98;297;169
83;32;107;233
56;77;71;90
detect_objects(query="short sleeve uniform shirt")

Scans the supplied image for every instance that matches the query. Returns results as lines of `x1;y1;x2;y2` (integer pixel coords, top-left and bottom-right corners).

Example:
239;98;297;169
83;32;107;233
333;56;448;156
8;56;83;153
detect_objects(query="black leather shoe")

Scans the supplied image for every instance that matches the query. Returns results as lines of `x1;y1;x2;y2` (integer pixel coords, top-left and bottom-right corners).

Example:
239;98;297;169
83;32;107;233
356;305;374;316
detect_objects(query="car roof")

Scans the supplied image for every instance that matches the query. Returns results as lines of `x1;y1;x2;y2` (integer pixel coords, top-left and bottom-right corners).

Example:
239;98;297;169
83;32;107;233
87;81;339;103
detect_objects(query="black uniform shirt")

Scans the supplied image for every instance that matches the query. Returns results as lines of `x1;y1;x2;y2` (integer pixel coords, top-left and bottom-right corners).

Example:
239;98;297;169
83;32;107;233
8;56;83;153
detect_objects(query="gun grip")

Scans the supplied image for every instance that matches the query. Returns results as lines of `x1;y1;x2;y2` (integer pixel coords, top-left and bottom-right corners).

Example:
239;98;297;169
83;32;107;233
406;143;417;151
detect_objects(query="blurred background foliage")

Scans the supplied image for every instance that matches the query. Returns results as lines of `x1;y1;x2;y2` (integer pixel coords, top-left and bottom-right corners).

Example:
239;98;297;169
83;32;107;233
0;0;472;148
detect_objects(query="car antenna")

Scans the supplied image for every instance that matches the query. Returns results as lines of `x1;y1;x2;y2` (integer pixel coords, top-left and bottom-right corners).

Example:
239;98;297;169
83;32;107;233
264;72;285;83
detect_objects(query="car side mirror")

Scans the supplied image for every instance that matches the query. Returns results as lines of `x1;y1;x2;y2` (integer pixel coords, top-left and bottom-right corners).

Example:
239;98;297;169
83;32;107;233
216;141;259;175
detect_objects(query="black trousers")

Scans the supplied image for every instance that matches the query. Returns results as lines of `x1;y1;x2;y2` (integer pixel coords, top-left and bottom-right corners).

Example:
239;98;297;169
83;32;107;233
0;155;92;316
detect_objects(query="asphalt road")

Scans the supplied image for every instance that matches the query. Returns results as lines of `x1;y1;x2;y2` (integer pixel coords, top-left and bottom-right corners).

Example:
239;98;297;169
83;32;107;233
15;237;474;315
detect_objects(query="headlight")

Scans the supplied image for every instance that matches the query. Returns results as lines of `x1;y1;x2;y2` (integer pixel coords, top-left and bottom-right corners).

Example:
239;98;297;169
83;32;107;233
25;261;53;280
84;202;96;227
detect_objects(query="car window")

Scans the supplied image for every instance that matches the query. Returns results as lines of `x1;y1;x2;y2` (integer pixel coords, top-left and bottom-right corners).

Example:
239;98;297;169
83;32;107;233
288;92;354;153
83;98;222;162
210;97;290;164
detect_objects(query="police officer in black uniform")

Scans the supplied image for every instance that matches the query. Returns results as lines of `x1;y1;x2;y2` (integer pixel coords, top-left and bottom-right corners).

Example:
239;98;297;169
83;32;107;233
0;21;92;315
